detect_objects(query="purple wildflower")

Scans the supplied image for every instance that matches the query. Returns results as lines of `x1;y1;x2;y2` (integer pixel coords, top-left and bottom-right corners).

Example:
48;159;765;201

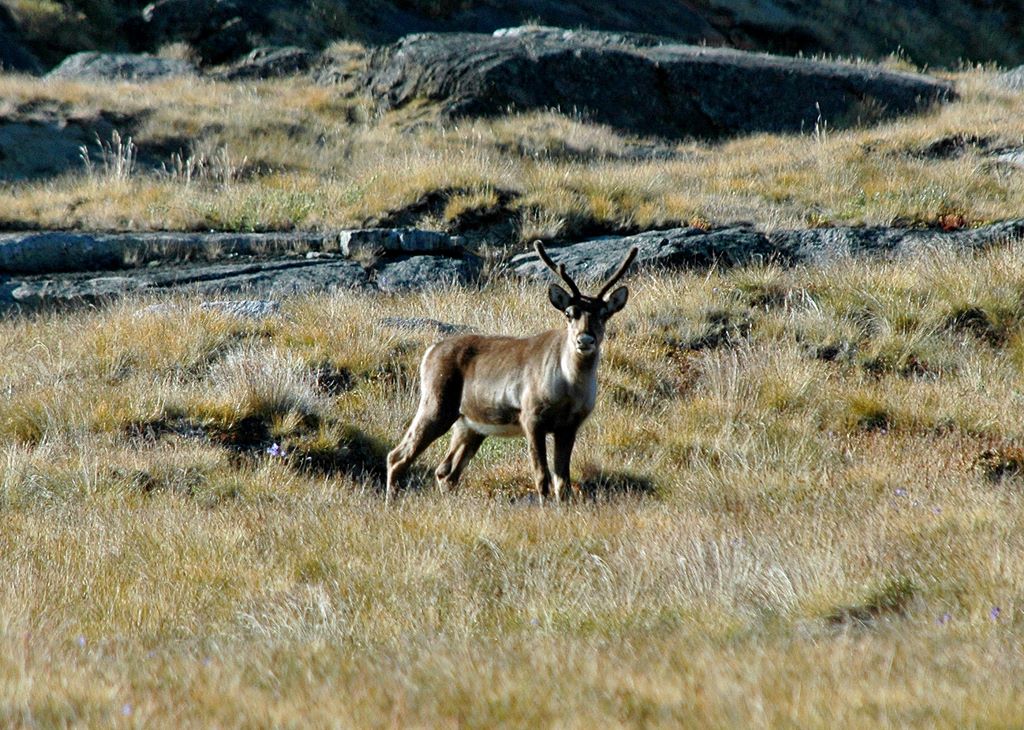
990;606;1001;621
122;704;133;716
266;443;286;458
76;635;86;648
937;612;952;625
894;488;908;497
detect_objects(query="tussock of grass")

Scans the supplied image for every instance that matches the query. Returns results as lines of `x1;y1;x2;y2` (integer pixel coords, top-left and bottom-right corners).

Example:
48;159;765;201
4;247;1024;723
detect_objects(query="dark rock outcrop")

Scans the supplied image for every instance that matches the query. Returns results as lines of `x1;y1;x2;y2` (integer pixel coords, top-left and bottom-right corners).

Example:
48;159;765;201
185;259;372;297
362;28;956;140
210;46;314;80
47;52;197;81
141;0;265;65
0;6;41;74
9;0;1024;75
305;2;1024;69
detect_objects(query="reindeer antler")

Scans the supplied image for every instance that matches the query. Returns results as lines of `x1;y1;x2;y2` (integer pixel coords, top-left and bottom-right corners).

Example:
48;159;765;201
534;240;582;299
596;246;639;300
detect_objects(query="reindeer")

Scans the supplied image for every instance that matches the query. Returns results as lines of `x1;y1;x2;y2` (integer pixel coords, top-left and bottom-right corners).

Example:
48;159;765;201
385;241;638;504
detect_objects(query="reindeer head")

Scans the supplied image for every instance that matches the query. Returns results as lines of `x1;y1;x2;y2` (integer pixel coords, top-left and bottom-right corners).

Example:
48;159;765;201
534;241;639;356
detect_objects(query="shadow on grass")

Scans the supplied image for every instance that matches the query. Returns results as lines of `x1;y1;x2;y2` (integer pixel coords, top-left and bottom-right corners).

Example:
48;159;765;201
827;575;916;627
287;425;389;484
973;445;1024;482
124;414;658;503
498;466;660;505
124;413;403;490
577;467;659;502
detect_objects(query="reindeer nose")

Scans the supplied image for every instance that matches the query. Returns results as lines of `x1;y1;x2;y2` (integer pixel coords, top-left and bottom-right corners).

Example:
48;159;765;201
576;333;596;348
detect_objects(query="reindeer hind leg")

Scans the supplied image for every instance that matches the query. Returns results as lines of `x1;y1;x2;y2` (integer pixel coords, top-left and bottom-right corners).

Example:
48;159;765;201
386;350;463;503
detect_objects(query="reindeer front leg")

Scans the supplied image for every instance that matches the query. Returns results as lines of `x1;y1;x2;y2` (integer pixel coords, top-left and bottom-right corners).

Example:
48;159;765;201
524;421;551;505
552;427;579;502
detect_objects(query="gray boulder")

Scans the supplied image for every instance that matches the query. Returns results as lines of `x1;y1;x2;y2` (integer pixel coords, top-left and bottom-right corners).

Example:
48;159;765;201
47;52;197;81
210;46;314;80
362;28;955;140
995;66;1024;91
375;254;482;293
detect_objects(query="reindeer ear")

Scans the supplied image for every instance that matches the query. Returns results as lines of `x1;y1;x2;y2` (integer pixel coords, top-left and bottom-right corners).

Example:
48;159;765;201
548;284;572;311
603;286;629;316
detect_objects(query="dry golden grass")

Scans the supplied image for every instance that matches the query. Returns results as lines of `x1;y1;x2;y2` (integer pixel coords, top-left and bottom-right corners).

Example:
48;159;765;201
1;68;1023;236
3;244;1024;726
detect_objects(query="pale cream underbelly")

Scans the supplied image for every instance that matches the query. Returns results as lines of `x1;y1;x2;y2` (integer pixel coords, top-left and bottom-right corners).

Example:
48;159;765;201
463;417;523;437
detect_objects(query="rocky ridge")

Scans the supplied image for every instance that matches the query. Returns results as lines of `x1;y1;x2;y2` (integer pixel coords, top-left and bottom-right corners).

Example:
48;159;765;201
3;221;1023;313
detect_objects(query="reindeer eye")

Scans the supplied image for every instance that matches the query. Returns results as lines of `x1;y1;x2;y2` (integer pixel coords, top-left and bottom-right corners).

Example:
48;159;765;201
565;306;580;319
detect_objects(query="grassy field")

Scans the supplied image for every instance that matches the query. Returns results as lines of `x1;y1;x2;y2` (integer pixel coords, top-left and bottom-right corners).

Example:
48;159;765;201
1;65;1023;239
3;46;1024;728
3;243;1024;725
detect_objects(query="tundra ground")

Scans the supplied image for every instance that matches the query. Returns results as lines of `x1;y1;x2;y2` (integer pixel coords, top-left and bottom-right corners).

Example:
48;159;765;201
3;247;1024;726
